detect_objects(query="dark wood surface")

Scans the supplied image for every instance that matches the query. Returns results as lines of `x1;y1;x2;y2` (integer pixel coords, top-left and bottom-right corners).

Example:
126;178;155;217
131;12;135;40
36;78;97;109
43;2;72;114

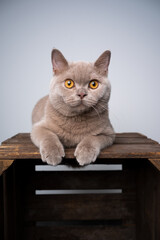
2;158;159;240
0;171;4;240
0;133;160;240
3;159;137;240
136;160;160;240
24;225;136;240
0;132;160;174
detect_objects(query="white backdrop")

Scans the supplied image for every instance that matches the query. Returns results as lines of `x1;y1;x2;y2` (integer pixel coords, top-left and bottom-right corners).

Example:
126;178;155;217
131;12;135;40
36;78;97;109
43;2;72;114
1;0;160;143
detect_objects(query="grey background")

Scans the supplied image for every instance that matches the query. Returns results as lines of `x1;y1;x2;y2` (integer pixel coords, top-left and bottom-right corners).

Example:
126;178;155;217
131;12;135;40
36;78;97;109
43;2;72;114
1;0;160;144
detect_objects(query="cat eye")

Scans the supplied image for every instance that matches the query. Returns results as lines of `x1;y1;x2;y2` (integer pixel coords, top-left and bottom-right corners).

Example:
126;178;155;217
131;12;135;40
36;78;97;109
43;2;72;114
89;80;99;89
64;79;75;89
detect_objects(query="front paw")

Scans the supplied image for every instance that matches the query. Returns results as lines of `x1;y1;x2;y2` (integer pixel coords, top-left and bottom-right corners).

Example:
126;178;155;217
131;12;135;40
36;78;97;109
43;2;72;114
74;142;100;166
40;140;65;166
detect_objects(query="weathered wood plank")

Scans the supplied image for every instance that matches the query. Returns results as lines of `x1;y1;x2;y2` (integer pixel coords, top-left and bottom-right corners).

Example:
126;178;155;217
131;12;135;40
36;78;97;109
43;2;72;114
0;160;14;175
13;160;36;240
136;161;160;240
1;132;148;145
31;170;135;190
143;162;157;240
23;224;136;240
0;175;4;240
136;159;145;240
148;158;160;171
24;193;136;221
0;143;160;160
2;132;157;146
115;137;158;144
156;171;160;240
0;133;160;173
3;163;16;240
116;132;147;138
2;135;157;145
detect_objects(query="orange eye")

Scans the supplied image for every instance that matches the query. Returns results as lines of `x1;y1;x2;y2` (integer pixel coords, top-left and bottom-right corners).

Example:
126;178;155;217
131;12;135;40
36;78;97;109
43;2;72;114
64;79;75;89
89;80;99;89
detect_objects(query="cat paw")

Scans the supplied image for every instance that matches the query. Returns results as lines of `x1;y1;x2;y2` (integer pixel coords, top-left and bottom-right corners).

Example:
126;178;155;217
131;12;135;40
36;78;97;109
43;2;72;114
74;142;100;166
40;140;65;166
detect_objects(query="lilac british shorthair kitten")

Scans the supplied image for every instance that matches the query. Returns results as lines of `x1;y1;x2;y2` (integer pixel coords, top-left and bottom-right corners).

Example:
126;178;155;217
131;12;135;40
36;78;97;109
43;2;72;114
31;49;115;166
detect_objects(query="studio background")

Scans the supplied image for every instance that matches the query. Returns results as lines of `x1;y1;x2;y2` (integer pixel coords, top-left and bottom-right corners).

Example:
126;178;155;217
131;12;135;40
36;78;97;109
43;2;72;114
1;0;160;144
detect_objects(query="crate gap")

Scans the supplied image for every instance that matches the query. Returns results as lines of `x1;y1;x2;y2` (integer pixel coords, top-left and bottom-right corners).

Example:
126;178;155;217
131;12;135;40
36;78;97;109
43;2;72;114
35;189;123;195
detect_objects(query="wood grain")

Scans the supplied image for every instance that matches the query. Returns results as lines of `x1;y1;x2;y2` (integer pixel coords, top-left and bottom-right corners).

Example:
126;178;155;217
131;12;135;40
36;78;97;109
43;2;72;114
0;143;160;160
0;132;160;173
24;193;136;221
0;160;14;176
0;134;160;158
1;135;160;240
24;224;136;240
29;170;135;190
0;175;4;240
148;158;160;171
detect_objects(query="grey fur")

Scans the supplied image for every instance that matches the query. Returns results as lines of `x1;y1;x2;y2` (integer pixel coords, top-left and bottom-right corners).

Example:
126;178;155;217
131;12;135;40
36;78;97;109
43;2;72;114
31;49;115;166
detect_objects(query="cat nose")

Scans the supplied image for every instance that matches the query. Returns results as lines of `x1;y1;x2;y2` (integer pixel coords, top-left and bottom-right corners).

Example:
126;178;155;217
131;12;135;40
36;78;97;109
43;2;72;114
78;93;87;99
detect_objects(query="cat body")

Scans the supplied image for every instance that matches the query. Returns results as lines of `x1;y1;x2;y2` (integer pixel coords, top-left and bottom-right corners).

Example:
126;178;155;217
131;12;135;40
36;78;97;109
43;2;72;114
32;95;112;148
31;49;115;166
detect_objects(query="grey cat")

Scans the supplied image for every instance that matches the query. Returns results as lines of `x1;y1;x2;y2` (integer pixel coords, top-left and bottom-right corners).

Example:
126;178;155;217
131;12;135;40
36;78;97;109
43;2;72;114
31;49;115;166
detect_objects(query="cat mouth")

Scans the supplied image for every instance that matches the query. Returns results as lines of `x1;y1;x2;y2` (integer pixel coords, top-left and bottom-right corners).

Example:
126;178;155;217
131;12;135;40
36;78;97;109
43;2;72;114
67;100;89;112
71;102;85;108
66;99;84;107
77;99;89;108
64;98;94;111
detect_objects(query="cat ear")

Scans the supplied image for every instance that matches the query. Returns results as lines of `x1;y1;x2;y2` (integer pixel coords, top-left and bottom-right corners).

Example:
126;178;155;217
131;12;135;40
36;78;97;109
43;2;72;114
94;50;111;74
51;49;68;74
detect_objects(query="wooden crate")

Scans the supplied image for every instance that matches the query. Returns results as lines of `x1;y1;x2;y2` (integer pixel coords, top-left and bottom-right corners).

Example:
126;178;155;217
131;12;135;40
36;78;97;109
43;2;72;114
0;133;160;240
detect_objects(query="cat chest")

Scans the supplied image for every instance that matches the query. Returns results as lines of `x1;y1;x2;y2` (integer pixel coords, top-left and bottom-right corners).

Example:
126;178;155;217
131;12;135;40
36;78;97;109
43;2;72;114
53;117;105;147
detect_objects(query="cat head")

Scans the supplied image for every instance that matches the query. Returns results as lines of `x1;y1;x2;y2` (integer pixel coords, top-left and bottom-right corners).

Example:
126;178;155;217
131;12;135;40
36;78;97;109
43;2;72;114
49;49;111;116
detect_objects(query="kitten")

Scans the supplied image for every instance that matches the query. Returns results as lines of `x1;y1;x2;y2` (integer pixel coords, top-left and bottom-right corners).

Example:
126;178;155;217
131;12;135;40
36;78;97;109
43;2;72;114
31;49;115;166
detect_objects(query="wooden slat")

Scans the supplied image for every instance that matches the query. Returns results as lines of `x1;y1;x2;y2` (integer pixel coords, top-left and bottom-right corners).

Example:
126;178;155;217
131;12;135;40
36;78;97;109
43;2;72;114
0;175;4;240
1;132;155;146
1;133;31;145
24;193;136;221
13;160;36;240
2;135;157;145
14;159;134;191
1;132;160;173
1;132;149;144
0;160;14;175
23;224;136;240
0;133;160;161
156;172;160;240
1;132;147;145
136;160;160;240
0;144;39;159
31;170;135;190
143;163;156;240
116;132;147;138
148;158;160;171
3;163;16;240
99;144;160;159
136;160;145;240
115;137;158;144
0;142;160;160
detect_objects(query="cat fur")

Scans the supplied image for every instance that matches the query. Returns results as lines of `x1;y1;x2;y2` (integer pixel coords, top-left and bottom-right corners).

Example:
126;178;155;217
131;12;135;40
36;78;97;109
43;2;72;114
31;49;115;166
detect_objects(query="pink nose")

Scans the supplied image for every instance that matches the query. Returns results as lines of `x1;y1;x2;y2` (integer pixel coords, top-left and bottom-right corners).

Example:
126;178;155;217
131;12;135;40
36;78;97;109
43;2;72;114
78;93;87;99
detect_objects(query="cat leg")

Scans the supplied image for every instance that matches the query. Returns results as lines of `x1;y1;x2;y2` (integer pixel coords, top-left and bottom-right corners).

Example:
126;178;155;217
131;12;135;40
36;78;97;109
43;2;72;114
74;134;115;166
31;122;65;165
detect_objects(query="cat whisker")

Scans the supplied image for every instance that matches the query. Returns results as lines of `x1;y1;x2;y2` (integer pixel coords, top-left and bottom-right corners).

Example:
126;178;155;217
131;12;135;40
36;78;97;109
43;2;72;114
99;100;108;105
91;105;101;120
99;98;107;102
83;99;98;107
98;103;108;111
